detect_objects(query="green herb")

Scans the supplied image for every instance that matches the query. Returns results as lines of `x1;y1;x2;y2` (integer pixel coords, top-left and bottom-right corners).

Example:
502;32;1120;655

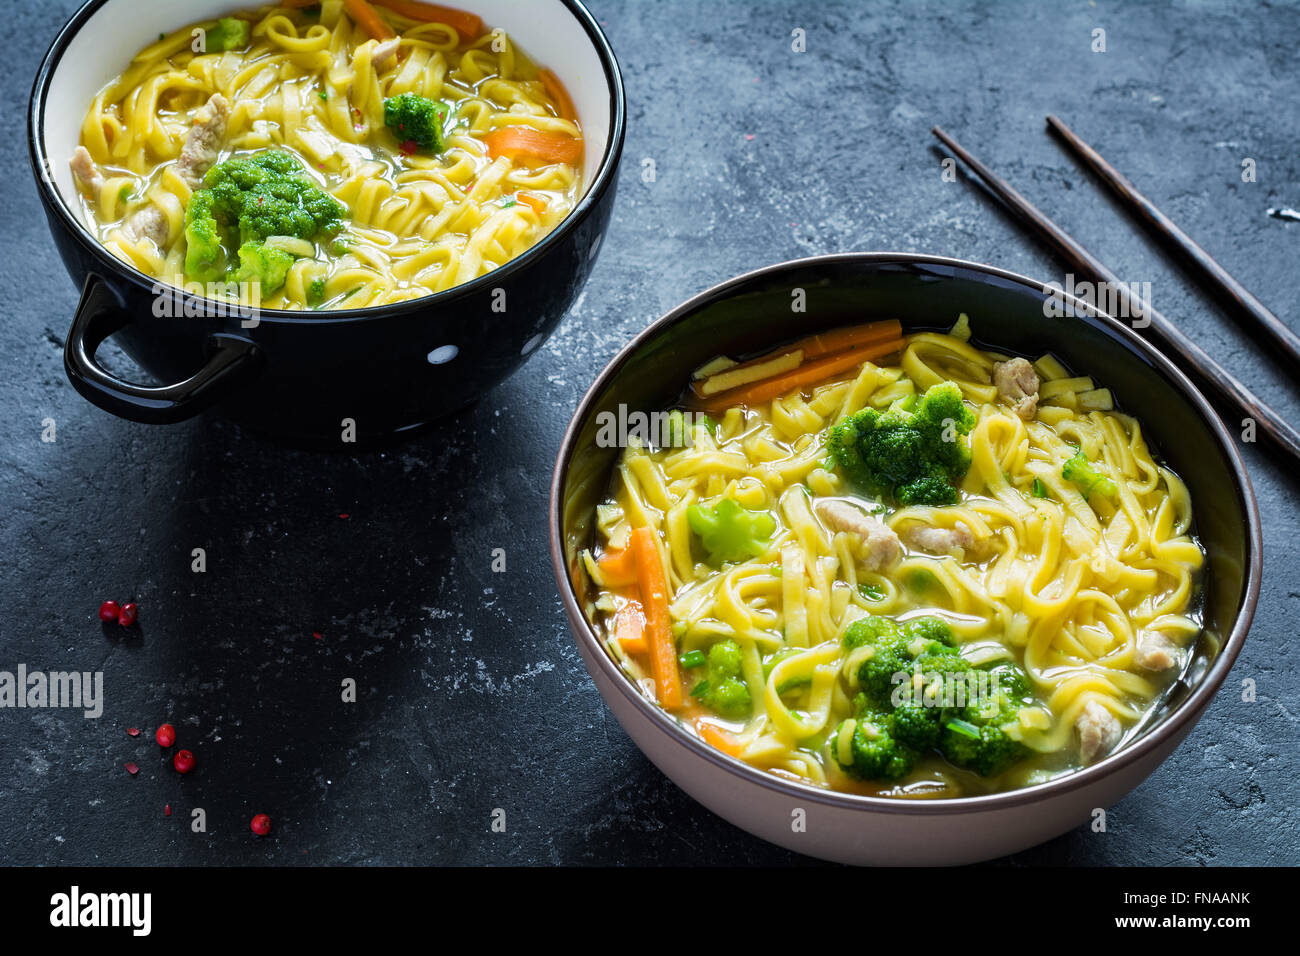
906;569;937;594
776;675;812;696
690;680;710;699
1031;477;1049;499
858;582;885;601
946;719;981;740
318;90;328;101
117;185;132;203
679;650;706;669
306;276;327;306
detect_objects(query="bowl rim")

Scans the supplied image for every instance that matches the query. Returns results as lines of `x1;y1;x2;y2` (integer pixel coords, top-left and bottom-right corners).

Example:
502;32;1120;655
549;251;1263;815
26;0;626;326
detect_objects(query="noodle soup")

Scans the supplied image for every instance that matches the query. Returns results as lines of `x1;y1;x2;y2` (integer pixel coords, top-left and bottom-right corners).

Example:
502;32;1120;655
582;316;1204;798
70;1;583;310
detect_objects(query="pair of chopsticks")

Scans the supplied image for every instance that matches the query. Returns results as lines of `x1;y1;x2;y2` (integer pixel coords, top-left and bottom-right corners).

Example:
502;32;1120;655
933;119;1300;462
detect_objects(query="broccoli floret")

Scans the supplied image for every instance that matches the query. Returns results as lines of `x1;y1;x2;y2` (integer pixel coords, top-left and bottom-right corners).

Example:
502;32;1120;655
182;190;227;282
230;241;295;292
692;639;752;719
838;613;1040;779
306;276;328;306
938;662;1034;776
687;498;776;565
1062;447;1117;500
842;614;900;650
901;615;956;649
845;614;960;710
202;150;344;245
825;381;975;507
183;150;345;286
889;696;942;751
834;709;918;781
383;93;450;153
204;16;250;51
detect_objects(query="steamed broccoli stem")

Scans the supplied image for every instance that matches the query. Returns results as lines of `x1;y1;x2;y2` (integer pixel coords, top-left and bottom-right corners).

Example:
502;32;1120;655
183;190;227;282
383;93;450;152
1062;448;1117;499
687;498;776;565
825;381;976;507
231;241;295;293
204;16;250;52
691;639;752;719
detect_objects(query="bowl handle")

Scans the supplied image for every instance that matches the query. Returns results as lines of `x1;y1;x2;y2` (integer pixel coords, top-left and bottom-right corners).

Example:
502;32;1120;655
63;275;262;424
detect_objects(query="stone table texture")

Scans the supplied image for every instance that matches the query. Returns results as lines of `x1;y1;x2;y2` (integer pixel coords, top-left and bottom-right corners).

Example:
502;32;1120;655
2;0;1296;865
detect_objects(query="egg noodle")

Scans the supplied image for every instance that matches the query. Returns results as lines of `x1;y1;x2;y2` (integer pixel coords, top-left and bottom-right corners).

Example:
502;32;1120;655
74;1;582;309
586;326;1205;797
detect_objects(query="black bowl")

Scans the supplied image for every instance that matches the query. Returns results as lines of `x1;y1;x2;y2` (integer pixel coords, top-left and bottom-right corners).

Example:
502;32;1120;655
28;0;625;446
551;253;1262;863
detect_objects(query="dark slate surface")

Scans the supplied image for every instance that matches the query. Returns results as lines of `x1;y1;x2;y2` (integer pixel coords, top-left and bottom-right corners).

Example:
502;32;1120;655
2;0;1297;866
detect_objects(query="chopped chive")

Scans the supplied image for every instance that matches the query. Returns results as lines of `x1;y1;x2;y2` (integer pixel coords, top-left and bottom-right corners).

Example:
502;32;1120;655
679;649;706;669
946;718;981;740
776;675;812;696
318;90;328;101
1032;477;1049;498
858;582;885;601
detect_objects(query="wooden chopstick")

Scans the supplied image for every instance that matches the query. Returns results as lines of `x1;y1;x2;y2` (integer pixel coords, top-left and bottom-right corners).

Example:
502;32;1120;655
931;124;1300;463
1045;114;1300;370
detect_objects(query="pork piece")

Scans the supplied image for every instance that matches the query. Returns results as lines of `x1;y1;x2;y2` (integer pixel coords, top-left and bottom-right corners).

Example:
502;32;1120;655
73;146;167;244
122;204;170;246
993;357;1040;421
123;93;230;246
1076;699;1122;764
814;499;901;571
175;93;230;188
902;521;974;557
1134;631;1179;671
70;146;105;199
372;37;400;68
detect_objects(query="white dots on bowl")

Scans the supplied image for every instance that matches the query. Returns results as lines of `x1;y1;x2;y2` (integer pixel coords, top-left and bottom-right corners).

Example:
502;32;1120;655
427;345;458;365
521;334;544;355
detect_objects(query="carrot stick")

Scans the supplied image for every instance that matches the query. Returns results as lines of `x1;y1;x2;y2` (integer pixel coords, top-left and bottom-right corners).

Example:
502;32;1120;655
538;68;577;122
484;127;583;164
690;320;902;401
786;320;902;361
596;547;637;587
630;527;681;710
696;720;744;758
694;320;901;392
516;192;548;213
371;0;484;37
614;601;647;656
696;339;905;414
344;0;395;39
